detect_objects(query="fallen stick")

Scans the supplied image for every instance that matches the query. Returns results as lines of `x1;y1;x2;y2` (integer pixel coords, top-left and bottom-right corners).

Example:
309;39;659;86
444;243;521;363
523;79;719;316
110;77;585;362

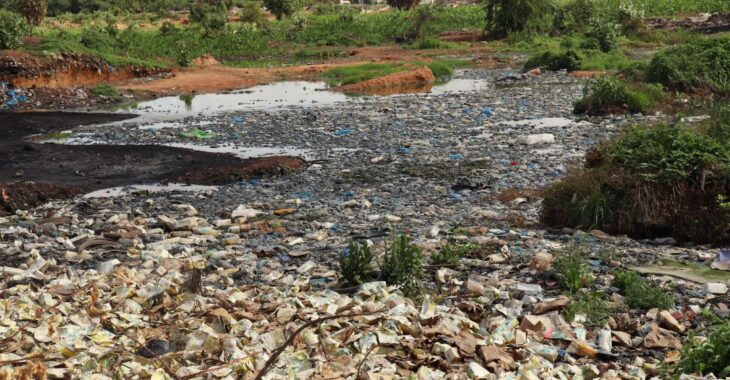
253;307;387;380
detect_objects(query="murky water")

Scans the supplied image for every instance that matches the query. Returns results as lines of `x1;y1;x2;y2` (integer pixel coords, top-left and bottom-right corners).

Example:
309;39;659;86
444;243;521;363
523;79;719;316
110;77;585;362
84;183;218;198
121;77;493;127
163;142;315;160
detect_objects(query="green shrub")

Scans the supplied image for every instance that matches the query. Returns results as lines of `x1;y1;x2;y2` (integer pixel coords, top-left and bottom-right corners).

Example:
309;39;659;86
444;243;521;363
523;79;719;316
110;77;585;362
485;0;552;38
263;0;303;20
338;240;375;286
612;270;673;310
608;123;730;183
573;76;664;115
583;18;621;52
0;9;25;50
675;320;730;378
552;0;596;33
239;2;269;28
381;235;424;297
524;49;582;71
552;243;593;293
11;0;46;27
647;37;730;95
190;1;228;34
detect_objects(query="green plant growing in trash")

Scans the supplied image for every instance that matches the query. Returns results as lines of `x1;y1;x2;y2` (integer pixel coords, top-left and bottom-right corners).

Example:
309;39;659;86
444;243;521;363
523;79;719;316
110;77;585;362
47;132;72;140
431;242;480;265
718;195;730;210
612;269;674;310
179;93;195;110
91;84;121;100
552;242;593;293
338;240;375;286
674;318;730;378
562;291;617;327
381;234;424;298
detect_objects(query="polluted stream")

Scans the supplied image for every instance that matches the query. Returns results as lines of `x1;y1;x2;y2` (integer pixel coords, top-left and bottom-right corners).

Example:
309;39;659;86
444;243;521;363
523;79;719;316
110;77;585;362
2;68;729;379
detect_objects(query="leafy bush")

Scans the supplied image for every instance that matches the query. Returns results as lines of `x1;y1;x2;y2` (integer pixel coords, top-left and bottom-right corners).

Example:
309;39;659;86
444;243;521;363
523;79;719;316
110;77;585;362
524;49;582;71
583;18;621;52
381;235;424;297
263;0;303;19
485;0;552;38
552;243;593;293
573;76;664;115
608;123;730;183
612;270;673;310
647;37;730;95
338;240;375;286
11;0;46;27
387;0;420;10
0;9;25;50
238;2;269;28
676;320;730;378
190;1;228;34
552;0;596;33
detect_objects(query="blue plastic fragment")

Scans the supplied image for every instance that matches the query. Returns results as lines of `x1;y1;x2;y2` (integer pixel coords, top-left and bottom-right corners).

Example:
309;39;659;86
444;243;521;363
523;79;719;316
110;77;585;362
399;147;412;154
449;154;464;160
335;129;353;136
480;107;494;117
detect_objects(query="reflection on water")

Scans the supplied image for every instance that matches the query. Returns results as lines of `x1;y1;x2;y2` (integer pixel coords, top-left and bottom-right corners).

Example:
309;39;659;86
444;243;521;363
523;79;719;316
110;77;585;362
108;76;498;129
163;142;315;160
84;183;218;198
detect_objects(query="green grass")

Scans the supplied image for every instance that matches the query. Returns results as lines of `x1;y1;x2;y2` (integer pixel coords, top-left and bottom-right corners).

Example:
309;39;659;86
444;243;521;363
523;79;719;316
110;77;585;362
675;319;730;378
552;242;593;293
573;76;665;115
321;63;408;87
26;5;484;68
562;291;617;327
91;83;120;98
647;37;730;95
613;269;674;310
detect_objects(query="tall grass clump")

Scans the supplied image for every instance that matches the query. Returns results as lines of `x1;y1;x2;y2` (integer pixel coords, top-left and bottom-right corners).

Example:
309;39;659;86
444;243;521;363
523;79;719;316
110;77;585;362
648;37;730;96
573;76;664;115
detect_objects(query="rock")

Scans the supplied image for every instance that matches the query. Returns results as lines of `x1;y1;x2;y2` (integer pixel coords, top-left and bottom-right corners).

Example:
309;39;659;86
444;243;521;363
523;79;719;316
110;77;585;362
532;296;571;315
516;134;555;145
658;310;685;332
704;282;728;295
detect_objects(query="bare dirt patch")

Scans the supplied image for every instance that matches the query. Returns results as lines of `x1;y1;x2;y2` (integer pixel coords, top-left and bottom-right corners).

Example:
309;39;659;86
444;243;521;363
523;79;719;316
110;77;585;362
647;12;730;33
0;51;159;89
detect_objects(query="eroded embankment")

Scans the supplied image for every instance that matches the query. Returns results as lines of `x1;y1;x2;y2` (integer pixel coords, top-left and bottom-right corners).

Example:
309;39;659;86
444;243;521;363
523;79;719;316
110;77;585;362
0;112;306;214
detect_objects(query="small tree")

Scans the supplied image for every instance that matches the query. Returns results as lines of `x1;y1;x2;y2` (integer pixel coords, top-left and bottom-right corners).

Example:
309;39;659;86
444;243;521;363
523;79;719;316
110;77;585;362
386;0;420;10
262;0;303;20
190;0;228;35
11;0;47;27
485;0;551;38
0;9;25;50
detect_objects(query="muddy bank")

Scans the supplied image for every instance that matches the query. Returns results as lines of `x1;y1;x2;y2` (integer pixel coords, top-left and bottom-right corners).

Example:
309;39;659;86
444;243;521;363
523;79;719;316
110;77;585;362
0;112;306;214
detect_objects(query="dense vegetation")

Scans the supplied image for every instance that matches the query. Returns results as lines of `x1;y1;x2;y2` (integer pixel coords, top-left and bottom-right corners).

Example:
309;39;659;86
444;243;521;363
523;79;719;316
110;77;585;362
542;107;730;243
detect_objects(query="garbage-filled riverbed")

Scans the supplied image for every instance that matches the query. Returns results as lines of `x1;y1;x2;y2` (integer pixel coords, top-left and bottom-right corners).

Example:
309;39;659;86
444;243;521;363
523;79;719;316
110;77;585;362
1;69;728;379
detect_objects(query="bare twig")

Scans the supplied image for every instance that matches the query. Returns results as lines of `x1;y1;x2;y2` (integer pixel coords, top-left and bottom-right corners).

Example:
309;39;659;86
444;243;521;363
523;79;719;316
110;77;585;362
0;352;44;366
356;343;380;380
253;308;387;380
